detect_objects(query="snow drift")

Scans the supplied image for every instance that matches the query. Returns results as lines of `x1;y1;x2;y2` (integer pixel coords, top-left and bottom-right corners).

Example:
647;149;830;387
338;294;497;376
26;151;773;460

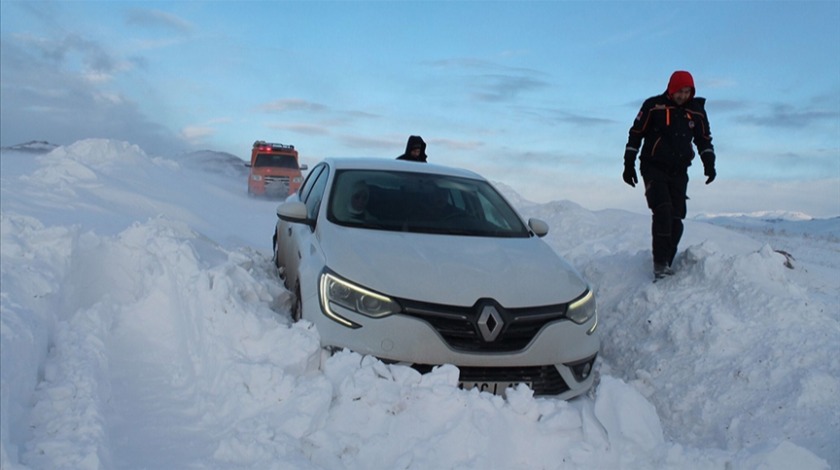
1;139;837;469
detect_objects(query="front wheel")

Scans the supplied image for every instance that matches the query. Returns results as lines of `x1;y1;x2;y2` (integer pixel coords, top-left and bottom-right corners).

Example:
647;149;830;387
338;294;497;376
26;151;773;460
272;232;287;280
272;232;279;267
292;282;303;322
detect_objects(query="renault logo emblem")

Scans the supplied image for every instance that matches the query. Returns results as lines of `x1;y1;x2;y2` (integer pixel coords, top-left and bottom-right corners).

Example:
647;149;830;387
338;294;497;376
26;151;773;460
477;305;504;342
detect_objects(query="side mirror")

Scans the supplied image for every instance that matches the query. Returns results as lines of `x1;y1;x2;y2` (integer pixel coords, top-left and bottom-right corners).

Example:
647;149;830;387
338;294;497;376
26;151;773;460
277;201;308;223
299;164;309;171
528;218;549;237
244;162;251;168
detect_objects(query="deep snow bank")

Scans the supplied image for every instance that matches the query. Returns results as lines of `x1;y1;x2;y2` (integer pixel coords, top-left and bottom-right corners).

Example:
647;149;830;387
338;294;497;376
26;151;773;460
1;139;836;469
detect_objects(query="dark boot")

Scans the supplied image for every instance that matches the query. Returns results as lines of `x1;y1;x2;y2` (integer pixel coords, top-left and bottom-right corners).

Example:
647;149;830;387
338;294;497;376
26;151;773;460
667;218;684;267
651;203;673;269
654;262;675;280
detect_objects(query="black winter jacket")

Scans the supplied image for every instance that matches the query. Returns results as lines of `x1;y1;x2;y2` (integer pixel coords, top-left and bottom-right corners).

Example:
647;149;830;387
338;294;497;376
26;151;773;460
397;135;428;162
625;93;714;173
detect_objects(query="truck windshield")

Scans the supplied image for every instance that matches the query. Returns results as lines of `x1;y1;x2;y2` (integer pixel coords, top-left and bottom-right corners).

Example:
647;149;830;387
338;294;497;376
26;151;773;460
254;153;298;168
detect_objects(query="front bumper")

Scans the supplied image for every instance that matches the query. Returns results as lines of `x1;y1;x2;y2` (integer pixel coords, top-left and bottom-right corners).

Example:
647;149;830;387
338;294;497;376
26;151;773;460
301;287;600;399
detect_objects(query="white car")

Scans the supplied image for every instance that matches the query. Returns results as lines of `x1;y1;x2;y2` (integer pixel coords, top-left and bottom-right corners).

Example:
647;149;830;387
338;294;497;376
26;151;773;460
273;158;599;399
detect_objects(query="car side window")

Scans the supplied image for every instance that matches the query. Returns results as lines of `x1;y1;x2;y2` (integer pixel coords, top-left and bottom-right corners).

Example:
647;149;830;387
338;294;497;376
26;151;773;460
304;165;330;221
299;163;326;203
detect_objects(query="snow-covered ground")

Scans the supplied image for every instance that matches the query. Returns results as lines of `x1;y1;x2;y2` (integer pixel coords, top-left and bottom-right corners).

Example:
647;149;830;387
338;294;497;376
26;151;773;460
1;139;837;470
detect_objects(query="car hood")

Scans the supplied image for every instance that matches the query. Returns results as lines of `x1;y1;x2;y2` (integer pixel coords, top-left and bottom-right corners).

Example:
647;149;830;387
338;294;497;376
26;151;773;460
321;224;588;308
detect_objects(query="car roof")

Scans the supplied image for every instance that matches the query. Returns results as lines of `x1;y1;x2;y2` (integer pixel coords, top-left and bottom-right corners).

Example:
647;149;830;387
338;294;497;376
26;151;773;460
321;157;485;180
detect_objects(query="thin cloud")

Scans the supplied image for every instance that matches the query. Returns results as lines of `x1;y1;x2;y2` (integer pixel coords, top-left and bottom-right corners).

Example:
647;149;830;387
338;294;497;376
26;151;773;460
125;9;193;34
259;99;329;113
427;58;494;69
428;138;484;152
13;32;124;77
517;106;614;127
180;118;231;143
0;36;185;154
344;110;381;120
547;110;614;127
337;135;399;151
739;103;840;128
707;99;749;113
472;74;550;103
699;77;737;90
258;102;378;133
128;55;149;71
711;146;839;181
809;89;840;107
497;49;531;59
269;123;331;136
426;57;551;103
487;147;575;168
181;126;216;142
426;58;544;76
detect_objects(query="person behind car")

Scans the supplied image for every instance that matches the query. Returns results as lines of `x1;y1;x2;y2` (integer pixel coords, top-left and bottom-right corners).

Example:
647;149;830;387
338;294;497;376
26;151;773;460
396;135;428;162
622;70;717;280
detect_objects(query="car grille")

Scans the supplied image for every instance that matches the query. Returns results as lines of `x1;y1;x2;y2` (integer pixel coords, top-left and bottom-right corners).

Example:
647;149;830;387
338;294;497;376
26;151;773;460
265;176;290;194
400;298;567;352
413;364;571;396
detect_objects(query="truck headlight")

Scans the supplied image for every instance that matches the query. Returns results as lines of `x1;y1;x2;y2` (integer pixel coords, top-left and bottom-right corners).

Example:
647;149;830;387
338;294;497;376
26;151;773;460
320;272;401;327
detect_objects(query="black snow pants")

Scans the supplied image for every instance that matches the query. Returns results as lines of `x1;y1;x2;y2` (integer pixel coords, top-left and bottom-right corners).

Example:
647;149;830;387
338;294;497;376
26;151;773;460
642;165;688;267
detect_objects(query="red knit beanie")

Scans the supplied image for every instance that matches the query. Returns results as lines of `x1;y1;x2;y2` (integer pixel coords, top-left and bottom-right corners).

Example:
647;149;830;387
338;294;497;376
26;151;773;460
667;71;695;98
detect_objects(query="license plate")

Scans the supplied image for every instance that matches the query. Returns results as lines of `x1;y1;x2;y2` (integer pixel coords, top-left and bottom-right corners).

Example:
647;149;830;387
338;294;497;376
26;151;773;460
458;381;532;396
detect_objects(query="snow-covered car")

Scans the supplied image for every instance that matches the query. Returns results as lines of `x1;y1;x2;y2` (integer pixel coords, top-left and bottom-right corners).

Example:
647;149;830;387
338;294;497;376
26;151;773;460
272;158;599;399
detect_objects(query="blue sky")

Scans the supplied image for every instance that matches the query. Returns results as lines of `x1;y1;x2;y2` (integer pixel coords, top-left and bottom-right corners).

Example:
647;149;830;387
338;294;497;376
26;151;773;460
2;1;838;217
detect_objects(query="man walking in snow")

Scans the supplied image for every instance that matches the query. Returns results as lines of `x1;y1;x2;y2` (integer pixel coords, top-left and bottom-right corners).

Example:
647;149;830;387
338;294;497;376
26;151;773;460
622;70;717;280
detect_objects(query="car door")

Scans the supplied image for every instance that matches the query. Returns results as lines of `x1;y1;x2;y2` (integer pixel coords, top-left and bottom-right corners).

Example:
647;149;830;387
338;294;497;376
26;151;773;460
276;163;325;279
282;163;330;290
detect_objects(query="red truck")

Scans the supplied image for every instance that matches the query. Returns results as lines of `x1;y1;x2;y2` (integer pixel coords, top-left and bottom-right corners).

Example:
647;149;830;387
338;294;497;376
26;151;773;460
246;141;308;197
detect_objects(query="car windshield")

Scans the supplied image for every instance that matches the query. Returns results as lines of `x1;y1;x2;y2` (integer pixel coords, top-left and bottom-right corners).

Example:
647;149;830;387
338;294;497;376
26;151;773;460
254;153;298;168
327;169;530;237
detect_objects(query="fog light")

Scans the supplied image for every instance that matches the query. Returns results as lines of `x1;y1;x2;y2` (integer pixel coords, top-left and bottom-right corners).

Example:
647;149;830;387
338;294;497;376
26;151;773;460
581;362;591;379
568;354;597;382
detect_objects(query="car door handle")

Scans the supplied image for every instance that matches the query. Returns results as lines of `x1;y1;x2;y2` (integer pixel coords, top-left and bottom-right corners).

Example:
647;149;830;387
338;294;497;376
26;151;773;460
287;227;292;236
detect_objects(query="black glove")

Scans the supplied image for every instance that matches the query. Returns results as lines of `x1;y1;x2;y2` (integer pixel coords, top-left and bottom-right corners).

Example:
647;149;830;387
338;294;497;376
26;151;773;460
623;149;638;187
701;151;716;184
623;165;638;187
704;166;716;184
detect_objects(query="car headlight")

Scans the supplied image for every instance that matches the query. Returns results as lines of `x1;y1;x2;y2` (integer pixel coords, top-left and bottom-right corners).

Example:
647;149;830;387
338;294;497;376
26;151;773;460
320;272;401;327
567;289;597;330
292;176;303;183
251;174;263;181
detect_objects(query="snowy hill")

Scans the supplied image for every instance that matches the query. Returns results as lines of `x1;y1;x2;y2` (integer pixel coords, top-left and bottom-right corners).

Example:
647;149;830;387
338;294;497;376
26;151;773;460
1;139;837;469
172;149;251;180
